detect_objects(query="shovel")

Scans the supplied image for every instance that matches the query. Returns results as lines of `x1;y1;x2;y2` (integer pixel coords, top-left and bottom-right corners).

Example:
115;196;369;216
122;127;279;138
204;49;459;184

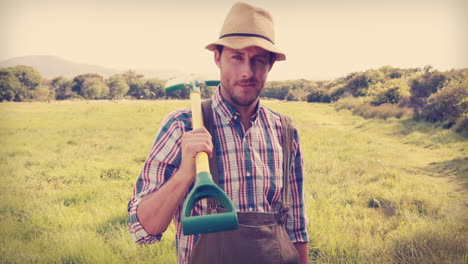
165;77;238;235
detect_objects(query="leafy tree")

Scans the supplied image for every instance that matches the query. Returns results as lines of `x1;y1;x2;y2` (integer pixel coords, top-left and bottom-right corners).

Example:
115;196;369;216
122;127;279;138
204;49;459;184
0;68;22;101
30;83;52;101
307;88;331;103
72;74;91;96
107;75;129;99
127;78;147;99
0;66;44;101
261;80;319;101
166;85;190;99
82;77;109;99
10;66;42;100
145;79;166;99
286;89;310;101
388;70;403;79
72;74;109;99
344;70;385;97
377;66;406;79
329;84;347;101
10;66;41;87
51;76;75;100
371;88;400;106
200;83;216;99
369;79;410;106
409;66;447;120
285;91;299;101
262;82;289;100
421;79;468;128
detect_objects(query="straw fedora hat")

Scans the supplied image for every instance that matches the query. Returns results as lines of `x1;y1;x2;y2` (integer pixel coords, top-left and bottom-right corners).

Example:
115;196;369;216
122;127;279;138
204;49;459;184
205;2;286;61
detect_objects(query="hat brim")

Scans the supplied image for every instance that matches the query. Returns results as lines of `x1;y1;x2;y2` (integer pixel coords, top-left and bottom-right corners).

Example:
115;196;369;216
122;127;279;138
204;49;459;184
205;36;286;61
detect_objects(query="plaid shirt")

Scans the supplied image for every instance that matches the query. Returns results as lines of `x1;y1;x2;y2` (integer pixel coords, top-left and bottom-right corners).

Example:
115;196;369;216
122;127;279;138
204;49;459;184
128;87;308;264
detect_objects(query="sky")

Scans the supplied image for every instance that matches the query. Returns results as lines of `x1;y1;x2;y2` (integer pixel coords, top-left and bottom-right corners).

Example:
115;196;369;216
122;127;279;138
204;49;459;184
1;0;467;80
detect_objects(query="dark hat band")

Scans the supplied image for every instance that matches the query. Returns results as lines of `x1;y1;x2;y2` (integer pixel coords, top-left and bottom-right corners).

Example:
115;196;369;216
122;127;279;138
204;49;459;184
219;33;274;44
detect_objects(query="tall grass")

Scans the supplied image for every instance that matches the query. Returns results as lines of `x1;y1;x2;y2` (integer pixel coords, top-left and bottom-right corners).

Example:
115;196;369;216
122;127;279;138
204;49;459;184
267;101;467;263
334;97;413;120
0;100;467;263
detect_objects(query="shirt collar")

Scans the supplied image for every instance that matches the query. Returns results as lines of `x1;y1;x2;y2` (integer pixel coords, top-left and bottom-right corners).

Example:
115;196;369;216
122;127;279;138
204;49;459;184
212;86;261;124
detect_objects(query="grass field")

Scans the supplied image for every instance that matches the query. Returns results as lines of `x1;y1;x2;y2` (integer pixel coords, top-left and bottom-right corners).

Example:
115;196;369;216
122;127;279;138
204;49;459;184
0;100;467;263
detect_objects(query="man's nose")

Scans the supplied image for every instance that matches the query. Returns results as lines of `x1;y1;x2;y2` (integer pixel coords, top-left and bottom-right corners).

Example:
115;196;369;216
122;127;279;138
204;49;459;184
241;61;254;79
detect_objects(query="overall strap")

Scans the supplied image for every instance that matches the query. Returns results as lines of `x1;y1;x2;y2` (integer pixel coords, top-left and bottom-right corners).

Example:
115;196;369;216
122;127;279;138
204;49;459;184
279;113;294;220
201;99;217;183
201;99;219;212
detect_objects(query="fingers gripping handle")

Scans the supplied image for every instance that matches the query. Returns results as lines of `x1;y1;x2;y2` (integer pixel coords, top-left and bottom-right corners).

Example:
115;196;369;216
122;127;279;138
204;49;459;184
164;79;220;174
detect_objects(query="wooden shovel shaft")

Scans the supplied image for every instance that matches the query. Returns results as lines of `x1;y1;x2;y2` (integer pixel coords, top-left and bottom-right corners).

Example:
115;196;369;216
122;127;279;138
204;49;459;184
190;91;210;175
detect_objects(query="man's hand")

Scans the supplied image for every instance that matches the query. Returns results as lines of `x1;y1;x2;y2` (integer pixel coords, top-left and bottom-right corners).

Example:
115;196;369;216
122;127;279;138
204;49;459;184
137;127;213;236
178;127;213;182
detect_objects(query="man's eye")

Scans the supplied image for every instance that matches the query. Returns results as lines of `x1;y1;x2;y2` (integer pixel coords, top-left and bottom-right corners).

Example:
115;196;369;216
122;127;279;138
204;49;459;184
253;57;266;64
232;55;242;60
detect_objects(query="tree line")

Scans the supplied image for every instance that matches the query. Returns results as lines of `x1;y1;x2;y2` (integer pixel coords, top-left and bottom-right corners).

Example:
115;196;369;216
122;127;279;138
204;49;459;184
0;67;173;101
262;66;467;132
1;65;466;132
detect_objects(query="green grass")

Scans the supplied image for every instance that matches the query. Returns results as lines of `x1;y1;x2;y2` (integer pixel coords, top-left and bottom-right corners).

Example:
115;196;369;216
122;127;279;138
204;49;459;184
1;100;467;263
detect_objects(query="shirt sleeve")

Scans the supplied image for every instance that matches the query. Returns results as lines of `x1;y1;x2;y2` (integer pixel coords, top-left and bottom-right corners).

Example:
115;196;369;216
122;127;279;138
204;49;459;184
285;125;309;243
127;110;190;244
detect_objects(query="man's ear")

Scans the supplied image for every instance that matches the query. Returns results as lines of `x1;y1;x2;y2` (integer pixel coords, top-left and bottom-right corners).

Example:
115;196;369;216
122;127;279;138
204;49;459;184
214;49;221;68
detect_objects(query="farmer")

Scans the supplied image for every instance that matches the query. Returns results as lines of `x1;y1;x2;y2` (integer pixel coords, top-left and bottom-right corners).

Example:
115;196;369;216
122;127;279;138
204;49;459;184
128;2;309;263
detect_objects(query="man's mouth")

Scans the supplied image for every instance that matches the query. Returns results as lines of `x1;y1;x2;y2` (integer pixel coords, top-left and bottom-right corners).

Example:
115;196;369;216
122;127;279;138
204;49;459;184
237;82;256;88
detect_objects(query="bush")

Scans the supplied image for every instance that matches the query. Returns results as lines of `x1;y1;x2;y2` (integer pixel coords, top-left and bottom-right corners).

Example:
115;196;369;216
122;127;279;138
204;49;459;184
107;75;129;99
0;68;22;101
409;68;447;120
344;70;385;97
285;92;300;101
51;77;75;100
0;66;44;101
329;85;346;101
368;78;410;106
398;95;411;108
71;74;109;99
421;80;468;128
307;88;331;103
453;113;468;133
371;87;401;106
262;82;289;100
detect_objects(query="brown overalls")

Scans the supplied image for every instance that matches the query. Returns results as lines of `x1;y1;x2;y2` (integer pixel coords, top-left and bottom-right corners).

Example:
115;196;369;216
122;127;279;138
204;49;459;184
189;102;299;264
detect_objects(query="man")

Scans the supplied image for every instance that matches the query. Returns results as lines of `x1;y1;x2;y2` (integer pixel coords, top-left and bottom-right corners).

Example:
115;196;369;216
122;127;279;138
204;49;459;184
128;2;309;263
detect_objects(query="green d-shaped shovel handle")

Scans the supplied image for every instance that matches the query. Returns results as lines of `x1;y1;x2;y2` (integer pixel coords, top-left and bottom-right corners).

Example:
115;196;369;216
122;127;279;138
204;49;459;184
182;172;238;235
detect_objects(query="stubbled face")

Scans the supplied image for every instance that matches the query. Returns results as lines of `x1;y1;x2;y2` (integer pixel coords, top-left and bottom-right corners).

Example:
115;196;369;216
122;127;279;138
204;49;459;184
215;46;275;108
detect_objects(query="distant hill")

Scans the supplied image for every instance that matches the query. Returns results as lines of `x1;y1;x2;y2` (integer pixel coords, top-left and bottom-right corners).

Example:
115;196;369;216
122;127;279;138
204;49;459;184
0;55;184;80
0;55;120;79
